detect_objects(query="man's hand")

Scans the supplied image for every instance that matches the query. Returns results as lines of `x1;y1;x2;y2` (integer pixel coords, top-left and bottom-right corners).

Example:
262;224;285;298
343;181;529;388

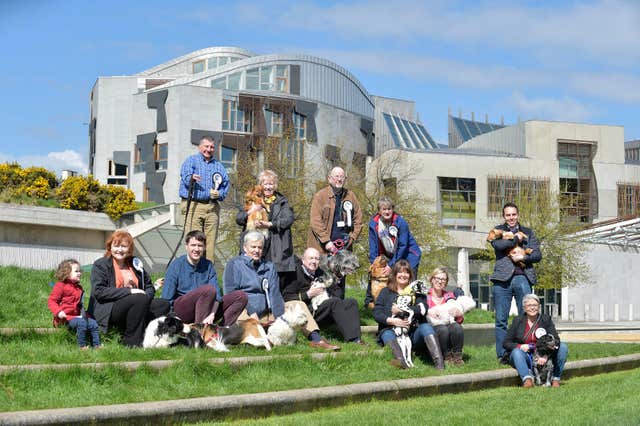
502;231;515;240
536;355;548;366
515;231;528;241
154;278;164;291
57;311;67;320
307;285;325;298
325;241;337;254
510;252;525;263
192;174;202;182
209;189;220;200
202;312;216;325
520;344;530;352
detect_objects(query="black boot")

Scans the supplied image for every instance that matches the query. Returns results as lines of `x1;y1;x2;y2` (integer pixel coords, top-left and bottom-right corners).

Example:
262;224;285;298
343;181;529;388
424;334;445;370
386;339;410;369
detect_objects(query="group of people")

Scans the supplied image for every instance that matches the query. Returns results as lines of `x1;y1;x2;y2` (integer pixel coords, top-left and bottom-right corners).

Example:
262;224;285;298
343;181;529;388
47;135;568;386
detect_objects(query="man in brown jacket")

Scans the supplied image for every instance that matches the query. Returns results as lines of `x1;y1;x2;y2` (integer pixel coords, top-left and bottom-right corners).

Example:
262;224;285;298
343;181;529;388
307;167;362;298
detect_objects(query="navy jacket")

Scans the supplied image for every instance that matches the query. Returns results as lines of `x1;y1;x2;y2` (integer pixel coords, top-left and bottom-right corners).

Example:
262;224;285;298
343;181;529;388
503;313;560;353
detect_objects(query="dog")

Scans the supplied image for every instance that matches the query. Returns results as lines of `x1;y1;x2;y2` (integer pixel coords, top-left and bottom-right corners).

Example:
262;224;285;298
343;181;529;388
427;295;477;326
392;280;429;368
266;303;309;346
309;272;335;313
143;313;203;349
486;228;533;268
532;331;559;386
367;255;390;309
244;185;269;238
189;322;245;352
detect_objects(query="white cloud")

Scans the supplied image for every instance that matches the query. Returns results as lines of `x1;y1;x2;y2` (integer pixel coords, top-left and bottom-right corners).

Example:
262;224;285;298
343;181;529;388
508;92;595;123
0;150;88;176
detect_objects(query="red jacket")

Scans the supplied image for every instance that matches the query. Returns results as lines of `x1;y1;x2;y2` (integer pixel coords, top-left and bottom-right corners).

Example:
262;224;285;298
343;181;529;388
48;280;84;325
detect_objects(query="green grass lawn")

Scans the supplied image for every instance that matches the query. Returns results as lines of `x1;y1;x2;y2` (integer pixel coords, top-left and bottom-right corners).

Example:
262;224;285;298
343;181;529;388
205;367;640;426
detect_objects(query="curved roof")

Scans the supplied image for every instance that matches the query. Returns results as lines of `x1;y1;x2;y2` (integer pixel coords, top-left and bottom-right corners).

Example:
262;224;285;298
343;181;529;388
136;46;255;76
150;51;374;108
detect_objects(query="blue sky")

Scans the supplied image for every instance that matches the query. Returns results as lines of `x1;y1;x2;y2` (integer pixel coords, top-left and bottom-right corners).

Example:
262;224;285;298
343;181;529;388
1;0;639;174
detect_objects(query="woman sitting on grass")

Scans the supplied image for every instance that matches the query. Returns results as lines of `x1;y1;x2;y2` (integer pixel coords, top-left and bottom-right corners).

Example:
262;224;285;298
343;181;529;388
373;260;444;369
48;258;101;350
426;267;465;366
503;293;568;388
88;230;169;347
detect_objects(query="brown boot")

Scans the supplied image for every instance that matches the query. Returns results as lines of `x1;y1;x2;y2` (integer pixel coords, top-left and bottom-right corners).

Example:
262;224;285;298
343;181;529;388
444;352;454;366
386;340;410;369
424;335;444;370
452;351;465;366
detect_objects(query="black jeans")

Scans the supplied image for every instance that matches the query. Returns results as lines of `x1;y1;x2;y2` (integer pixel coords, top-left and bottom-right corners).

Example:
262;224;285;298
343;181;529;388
434;322;464;354
110;294;169;347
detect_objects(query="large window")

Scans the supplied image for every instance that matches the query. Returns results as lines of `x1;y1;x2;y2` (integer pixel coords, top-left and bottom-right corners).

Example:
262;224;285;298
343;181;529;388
222;100;252;133
107;160;128;185
487;176;549;216
618;182;640;217
293;112;306;139
208;65;291;93
469;273;491;307
228;73;241;90
264;108;283;136
192;60;205;74
439;177;476;230
558;141;597;222
280;139;304;178
275;65;288;92
133;145;144;173
220;145;236;173
246;68;259;90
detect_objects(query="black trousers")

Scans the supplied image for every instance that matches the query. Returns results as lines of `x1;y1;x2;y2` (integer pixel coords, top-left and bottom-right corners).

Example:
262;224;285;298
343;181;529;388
314;297;360;341
110;294;170;347
434;322;464;354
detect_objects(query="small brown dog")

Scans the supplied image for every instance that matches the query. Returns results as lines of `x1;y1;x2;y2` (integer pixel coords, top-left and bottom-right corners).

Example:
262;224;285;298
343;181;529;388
368;255;390;309
486;229;532;268
245;185;269;237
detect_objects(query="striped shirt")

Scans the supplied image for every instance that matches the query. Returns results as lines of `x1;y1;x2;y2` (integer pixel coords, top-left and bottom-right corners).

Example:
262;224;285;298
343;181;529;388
179;153;229;201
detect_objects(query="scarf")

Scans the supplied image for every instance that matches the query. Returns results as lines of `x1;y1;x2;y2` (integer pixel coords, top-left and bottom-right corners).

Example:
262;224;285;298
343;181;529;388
264;195;276;213
112;258;139;289
377;218;397;256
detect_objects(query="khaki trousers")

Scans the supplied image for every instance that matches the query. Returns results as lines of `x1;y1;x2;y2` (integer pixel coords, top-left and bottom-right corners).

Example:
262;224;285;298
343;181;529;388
181;200;220;264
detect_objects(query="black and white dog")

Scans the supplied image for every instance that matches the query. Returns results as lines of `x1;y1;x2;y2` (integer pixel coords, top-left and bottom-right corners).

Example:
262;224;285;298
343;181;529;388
143;313;204;349
393;280;429;368
533;330;559;386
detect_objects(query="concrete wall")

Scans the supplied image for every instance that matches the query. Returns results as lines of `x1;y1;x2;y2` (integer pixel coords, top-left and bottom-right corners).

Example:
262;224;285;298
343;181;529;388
563;243;640;321
0;205;115;269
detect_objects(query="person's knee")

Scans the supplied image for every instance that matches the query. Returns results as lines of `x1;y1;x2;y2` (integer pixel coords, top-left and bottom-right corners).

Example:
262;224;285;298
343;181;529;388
201;284;217;297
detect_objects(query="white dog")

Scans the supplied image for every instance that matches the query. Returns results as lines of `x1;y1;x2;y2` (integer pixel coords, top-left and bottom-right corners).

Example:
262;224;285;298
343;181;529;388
392;280;429;368
427;295;476;326
143;314;194;349
266;303;309;347
309;274;334;313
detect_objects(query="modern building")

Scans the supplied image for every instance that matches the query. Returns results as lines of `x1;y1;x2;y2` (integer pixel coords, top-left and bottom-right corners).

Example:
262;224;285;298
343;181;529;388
89;46;436;204
369;119;640;319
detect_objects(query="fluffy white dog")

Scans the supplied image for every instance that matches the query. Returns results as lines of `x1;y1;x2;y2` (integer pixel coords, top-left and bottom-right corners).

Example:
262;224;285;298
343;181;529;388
427;295;476;326
266;303;309;347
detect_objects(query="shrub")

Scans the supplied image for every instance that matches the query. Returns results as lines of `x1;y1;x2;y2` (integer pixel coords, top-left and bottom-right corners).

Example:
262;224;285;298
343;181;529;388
24;176;51;199
103;185;137;220
0;162;24;188
22;166;57;189
56;175;105;212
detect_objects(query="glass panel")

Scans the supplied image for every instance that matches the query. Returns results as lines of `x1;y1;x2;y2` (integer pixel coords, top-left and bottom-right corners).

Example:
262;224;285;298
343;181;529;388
392;115;410;148
228;73;240;90
158;144;168;160
383;113;402;148
439;177;476;230
219;57;228;66
260;66;273;90
192;61;205;74
220;146;235;172
212;78;226;90
246;68;259;90
230;56;240;62
207;57;218;69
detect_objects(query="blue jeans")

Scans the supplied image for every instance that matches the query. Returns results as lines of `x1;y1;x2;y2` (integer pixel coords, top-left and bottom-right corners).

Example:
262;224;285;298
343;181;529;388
493;275;531;357
380;323;435;352
510;342;569;382
68;317;101;347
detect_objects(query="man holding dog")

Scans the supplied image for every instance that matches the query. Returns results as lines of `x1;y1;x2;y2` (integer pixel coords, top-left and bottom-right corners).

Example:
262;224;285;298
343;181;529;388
308;166;362;299
490;202;542;360
281;247;365;348
179;135;229;263
162;231;247;326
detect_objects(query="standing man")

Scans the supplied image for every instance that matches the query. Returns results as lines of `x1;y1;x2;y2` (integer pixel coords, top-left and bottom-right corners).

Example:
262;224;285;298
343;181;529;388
308;167;362;299
179;135;229;263
490;202;542;360
161;230;247;326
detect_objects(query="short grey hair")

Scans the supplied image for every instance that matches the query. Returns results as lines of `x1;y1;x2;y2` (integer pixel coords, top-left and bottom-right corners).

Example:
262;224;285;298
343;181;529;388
523;294;540;305
243;230;265;246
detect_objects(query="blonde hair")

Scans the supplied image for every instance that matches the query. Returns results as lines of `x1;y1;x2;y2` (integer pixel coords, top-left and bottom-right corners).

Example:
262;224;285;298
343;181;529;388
429;267;449;285
258;170;278;187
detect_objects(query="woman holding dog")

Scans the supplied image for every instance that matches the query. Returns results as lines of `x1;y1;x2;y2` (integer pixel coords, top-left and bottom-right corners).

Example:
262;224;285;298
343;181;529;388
426;267;466;366
88;230;170;347
503;294;568;388
373;260;444;369
366;197;422;307
236;170;296;288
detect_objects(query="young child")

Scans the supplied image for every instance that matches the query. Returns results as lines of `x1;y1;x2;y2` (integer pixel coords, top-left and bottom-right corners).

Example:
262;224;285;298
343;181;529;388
48;259;102;350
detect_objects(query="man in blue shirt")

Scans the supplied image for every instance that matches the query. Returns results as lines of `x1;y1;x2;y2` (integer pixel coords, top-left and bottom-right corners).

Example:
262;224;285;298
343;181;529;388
180;135;229;263
162;231;246;325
